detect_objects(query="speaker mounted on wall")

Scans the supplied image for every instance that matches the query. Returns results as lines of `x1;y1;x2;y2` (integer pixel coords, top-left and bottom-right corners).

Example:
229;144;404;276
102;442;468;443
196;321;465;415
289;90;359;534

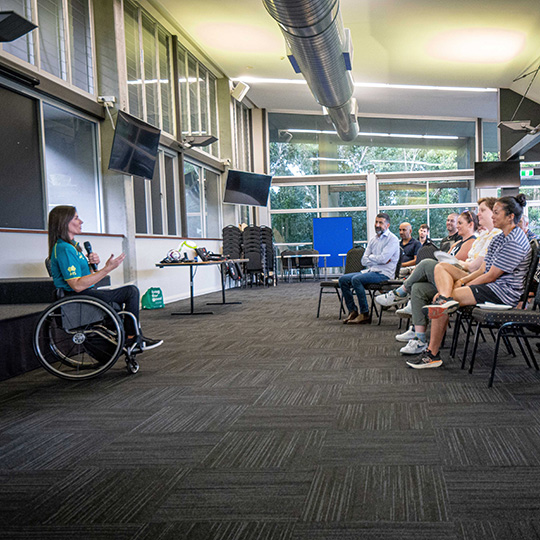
0;11;37;42
231;81;250;102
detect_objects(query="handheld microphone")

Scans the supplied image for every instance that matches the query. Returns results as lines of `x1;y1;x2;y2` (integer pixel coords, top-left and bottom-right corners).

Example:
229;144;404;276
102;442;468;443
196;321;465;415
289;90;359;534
83;241;98;272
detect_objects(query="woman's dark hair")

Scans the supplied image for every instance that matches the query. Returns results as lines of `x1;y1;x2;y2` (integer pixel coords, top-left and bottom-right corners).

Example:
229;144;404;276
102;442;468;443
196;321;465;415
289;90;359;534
48;205;81;257
477;197;498;210
459;210;479;231
496;193;527;224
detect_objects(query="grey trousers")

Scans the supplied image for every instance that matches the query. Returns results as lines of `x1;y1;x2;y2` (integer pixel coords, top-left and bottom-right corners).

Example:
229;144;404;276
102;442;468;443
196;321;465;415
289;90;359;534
403;259;438;327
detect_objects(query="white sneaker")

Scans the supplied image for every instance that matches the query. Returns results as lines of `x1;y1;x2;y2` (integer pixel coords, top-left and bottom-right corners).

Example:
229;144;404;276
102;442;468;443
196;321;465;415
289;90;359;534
376;290;408;307
400;338;428;355
396;300;412;316
395;325;415;342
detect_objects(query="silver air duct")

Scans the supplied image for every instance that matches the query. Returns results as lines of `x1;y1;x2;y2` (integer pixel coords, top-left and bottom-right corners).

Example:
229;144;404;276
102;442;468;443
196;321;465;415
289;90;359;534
263;0;358;141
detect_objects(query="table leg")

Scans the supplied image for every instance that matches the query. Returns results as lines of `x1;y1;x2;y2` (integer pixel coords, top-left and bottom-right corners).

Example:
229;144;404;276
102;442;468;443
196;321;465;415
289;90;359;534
207;263;242;306
171;265;214;315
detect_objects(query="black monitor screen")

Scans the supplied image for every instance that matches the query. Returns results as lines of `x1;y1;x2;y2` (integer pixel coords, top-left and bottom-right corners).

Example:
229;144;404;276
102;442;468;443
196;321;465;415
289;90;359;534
108;110;161;179
223;169;273;207
474;160;521;189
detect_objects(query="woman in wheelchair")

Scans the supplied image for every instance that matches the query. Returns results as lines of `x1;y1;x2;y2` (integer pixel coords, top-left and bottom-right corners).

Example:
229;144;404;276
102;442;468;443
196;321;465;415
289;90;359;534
48;205;162;352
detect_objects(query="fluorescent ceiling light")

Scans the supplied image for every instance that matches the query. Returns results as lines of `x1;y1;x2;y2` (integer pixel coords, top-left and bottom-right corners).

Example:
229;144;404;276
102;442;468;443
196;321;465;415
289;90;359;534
286;128;460;140
232;76;496;93
428;28;526;64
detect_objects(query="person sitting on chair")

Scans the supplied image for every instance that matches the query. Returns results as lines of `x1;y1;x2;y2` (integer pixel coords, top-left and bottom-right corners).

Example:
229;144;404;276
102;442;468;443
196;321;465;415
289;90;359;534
399;222;422;269
408;194;531;369
48;205;162;352
340;213;400;325
439;213;461;252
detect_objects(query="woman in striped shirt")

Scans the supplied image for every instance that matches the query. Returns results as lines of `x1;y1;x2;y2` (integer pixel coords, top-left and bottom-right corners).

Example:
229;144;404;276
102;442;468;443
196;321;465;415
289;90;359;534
408;194;531;369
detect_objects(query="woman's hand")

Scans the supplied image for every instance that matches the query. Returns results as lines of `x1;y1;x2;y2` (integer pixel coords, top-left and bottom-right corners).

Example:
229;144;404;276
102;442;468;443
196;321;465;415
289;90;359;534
455;278;465;288
88;252;100;267
104;253;126;272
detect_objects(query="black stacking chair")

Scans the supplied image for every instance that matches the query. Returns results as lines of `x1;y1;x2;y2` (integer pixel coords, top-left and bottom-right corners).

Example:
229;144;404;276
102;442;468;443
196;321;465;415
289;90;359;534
461;239;540;386
297;249;319;281
316;247;365;319
280;250;299;282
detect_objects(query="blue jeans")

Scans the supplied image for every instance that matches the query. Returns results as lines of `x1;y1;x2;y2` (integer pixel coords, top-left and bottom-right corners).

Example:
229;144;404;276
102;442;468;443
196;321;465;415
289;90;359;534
338;271;387;315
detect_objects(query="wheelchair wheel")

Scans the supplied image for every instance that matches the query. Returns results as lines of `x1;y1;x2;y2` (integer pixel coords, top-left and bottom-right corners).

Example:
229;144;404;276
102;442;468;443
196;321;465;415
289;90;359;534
34;296;125;380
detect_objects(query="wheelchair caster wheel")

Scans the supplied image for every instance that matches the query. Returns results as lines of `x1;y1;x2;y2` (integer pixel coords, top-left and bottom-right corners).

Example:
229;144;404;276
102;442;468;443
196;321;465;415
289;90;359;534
126;359;139;374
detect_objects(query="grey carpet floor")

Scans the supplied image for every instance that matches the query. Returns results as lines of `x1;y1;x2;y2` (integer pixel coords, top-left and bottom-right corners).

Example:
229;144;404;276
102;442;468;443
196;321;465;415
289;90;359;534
1;281;540;539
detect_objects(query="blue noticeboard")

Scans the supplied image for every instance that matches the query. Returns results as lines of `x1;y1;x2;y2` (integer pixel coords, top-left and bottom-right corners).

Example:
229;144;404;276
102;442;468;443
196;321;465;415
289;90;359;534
313;217;354;268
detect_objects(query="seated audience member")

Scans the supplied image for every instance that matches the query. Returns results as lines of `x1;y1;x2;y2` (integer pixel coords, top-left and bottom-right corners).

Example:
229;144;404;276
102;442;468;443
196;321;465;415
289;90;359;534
376;210;479;354
418;224;435;247
48;205;162;351
519;214;537;241
439;213;461;252
339;213;400;325
408;194;531;369
399;222;422;268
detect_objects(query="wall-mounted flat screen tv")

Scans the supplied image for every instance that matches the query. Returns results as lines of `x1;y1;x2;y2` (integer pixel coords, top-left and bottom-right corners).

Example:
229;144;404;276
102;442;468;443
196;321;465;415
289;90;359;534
474;160;521;189
223;169;273;207
108;110;161;179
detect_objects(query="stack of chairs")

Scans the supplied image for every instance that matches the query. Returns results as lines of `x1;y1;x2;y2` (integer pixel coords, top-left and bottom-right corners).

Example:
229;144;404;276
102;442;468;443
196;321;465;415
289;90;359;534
243;226;263;283
260;226;275;281
222;225;242;259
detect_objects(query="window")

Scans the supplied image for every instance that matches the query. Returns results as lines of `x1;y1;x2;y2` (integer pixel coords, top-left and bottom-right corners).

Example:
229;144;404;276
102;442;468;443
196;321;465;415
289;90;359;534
177;44;219;157
233;100;251;170
270;181;368;248
134;149;179;235
123;1;174;134
0;0;94;93
184;160;222;238
269;112;477;174
1;0;35;65
43;102;101;232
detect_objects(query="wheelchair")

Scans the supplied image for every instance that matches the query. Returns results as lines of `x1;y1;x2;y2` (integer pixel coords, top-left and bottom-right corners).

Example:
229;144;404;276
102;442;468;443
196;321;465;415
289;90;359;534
33;294;143;381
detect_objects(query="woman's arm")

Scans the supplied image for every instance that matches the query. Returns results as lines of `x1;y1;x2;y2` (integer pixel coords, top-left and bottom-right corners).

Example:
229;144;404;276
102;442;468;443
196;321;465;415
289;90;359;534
66;253;125;293
455;263;486;287
467;265;504;286
462;256;485;273
455;238;475;261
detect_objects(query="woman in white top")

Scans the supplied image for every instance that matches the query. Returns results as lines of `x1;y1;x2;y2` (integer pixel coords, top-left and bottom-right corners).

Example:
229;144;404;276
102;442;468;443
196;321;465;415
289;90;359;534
434;197;500;291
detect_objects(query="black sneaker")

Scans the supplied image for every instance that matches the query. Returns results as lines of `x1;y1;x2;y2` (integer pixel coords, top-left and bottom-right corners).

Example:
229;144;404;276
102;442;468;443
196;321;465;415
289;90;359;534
140;336;163;351
406;349;442;369
126;336;163;353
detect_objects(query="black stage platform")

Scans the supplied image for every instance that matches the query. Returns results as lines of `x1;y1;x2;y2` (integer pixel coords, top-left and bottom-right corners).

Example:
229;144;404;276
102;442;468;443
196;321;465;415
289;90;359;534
0;304;47;381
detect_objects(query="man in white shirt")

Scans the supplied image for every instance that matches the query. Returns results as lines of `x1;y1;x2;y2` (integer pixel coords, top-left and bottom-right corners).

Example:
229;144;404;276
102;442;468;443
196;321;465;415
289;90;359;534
340;213;401;325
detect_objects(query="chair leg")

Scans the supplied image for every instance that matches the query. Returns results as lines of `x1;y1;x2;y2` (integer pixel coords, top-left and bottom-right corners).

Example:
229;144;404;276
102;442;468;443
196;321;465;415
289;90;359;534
450;311;462;358
489;330;504;387
502;335;516;357
461;318;475;369
514;332;532;368
317;287;323;318
339;291;346;318
469;322;483;374
518;327;539;370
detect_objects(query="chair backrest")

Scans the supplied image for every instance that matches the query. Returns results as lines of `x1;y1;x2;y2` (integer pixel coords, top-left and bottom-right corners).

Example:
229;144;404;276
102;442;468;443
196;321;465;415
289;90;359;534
393;248;404;279
45;257;65;300
344;247;365;274
415;243;438;264
45;257;52;278
297;249;319;268
280;249;299;269
521;238;540;308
